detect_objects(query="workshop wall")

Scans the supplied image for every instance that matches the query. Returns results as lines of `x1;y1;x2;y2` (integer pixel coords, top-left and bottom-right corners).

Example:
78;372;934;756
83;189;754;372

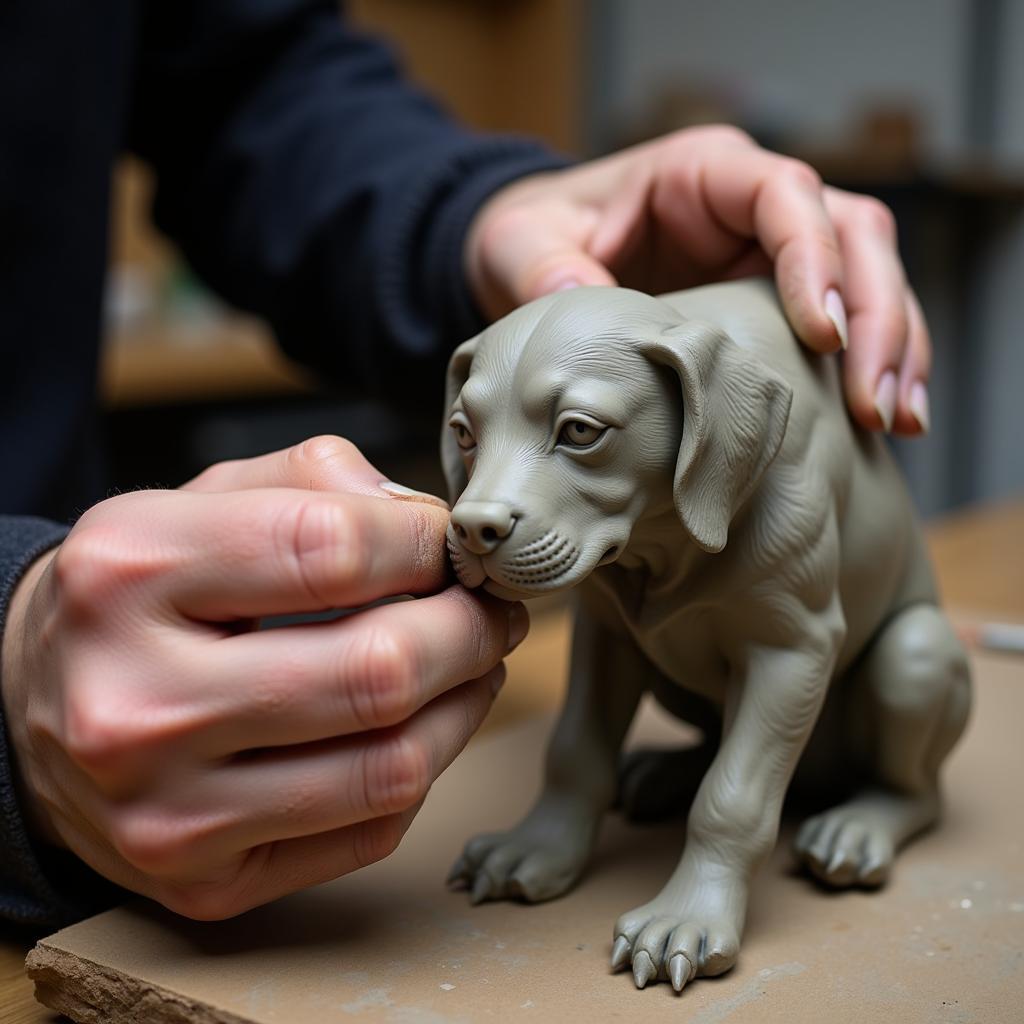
591;0;1024;514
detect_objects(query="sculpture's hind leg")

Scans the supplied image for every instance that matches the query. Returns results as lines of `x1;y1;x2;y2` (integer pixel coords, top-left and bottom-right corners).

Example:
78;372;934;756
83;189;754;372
616;742;716;822
616;682;720;822
794;603;971;888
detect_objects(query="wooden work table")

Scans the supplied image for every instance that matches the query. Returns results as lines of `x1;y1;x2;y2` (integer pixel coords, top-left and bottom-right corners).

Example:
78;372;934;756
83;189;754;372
1;498;1021;1022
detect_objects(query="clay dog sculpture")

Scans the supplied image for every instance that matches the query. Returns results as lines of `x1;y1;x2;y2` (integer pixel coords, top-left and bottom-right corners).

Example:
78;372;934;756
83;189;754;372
441;281;971;992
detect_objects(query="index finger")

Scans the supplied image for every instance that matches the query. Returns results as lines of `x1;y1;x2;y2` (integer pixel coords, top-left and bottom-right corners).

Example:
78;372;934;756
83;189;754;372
694;142;847;353
183;435;448;508
191;586;523;753
824;187;915;433
152;488;453;620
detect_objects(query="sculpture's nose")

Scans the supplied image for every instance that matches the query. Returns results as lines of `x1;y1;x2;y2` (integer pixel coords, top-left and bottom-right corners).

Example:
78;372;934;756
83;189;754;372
450;501;516;555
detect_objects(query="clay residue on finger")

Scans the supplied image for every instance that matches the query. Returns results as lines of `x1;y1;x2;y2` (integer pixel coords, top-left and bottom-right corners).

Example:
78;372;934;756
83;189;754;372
379;480;450;509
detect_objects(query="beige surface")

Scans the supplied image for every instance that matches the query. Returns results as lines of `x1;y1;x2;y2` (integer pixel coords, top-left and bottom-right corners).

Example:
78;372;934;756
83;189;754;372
1;499;1022;1022
23;650;1024;1023
101;317;317;408
926;499;1024;623
0;606;574;1024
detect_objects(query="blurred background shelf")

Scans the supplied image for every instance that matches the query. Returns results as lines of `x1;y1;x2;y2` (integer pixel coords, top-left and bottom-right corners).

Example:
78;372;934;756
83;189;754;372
101;318;315;408
100;0;1024;515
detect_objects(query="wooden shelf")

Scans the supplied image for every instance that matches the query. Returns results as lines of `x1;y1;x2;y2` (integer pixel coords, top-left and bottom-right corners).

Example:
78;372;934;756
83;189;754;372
100;318;316;409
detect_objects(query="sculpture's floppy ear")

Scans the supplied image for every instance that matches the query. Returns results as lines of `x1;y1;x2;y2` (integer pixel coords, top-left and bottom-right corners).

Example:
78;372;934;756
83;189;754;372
640;320;793;553
439;334;480;504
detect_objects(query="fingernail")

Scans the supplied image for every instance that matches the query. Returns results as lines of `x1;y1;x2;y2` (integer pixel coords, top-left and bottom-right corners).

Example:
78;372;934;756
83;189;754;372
554;278;582;292
824;288;849;350
379;481;449;509
490;664;507;698
874;370;898;433
507;602;530;652
909;380;930;434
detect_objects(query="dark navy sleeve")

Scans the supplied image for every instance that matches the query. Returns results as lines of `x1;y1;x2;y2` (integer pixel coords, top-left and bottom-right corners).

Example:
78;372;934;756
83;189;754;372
0;517;127;931
0;2;567;933
128;0;570;404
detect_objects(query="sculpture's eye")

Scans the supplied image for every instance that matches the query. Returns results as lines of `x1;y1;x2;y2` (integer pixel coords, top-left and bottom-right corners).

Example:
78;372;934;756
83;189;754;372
557;419;606;448
449;416;476;451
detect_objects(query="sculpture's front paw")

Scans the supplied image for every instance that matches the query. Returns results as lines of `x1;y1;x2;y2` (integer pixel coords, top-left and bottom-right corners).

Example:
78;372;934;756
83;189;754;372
447;812;595;905
611;900;741;992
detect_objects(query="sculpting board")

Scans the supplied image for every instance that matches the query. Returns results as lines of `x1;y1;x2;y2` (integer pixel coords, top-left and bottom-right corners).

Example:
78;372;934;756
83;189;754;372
26;650;1024;1024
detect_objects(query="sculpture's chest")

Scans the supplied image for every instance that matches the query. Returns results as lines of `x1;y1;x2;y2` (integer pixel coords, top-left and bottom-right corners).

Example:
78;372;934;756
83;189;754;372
630;608;731;703
585;574;733;704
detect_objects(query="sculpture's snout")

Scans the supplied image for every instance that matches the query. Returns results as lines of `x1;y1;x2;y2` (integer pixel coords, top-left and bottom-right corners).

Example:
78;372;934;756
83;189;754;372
450;501;516;555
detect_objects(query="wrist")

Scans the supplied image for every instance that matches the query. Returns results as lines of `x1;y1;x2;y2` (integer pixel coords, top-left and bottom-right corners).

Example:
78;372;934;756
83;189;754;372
1;546;63;846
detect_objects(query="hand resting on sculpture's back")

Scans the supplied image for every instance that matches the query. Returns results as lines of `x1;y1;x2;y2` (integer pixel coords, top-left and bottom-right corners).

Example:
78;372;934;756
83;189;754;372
441;281;971;992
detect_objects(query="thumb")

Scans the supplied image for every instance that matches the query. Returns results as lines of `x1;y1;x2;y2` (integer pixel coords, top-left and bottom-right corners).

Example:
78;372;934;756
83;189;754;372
470;205;618;318
183;436;447;507
482;242;617;320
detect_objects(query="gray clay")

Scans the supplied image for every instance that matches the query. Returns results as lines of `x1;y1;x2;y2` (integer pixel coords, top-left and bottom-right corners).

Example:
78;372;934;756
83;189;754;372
441;281;971;992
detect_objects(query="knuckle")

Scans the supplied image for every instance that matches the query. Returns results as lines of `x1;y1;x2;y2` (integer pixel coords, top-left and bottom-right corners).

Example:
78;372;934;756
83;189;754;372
295;434;359;468
63;687;133;773
342;627;420;728
877;305;910;345
52;529;122;614
853;194;897;239
109;810;185;875
779;157;823;194
700;123;754;148
359;730;431;816
161;883;240;922
62;678;182;780
802;226;843;262
352;814;405;870
281;498;366;606
288;435;363;486
449;589;505;670
479;597;510;665
186;461;234;490
55;515;168;614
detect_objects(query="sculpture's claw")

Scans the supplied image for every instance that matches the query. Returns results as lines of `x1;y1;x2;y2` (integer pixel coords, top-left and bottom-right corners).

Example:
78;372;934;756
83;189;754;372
796;808;897;890
669;954;690;993
610;935;631;971
857;854;889;888
826;848;847;875
632;949;655;989
445;857;469;889
470;872;491;905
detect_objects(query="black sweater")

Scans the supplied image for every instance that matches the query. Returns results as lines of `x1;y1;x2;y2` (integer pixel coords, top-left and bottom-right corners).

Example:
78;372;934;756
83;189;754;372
0;0;563;931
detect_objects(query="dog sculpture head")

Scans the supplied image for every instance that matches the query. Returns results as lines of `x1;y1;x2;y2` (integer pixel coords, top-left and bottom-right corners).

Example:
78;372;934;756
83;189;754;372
442;287;792;600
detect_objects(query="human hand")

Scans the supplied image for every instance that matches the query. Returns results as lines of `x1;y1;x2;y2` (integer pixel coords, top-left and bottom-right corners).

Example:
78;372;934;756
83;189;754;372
0;437;526;920
466;125;929;436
